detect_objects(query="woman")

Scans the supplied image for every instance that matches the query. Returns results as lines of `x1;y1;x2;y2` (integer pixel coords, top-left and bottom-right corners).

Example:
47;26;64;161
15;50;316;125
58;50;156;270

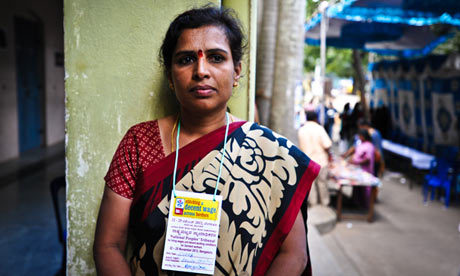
350;129;375;175
349;129;375;208
93;6;319;276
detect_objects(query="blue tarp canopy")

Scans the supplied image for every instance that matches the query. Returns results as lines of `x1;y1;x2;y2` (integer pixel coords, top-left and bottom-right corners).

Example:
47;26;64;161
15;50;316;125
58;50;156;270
305;0;460;57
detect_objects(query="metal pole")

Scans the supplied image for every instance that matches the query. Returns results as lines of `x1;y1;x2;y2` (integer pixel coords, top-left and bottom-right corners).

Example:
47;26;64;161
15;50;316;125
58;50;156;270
320;6;327;88
319;1;329;125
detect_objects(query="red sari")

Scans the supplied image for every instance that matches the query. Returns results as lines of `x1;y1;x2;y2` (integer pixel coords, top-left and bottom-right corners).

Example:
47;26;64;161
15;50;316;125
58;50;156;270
109;121;319;276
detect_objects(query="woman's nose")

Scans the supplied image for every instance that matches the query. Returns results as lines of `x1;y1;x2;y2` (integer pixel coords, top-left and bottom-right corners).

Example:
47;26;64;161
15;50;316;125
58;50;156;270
194;58;210;79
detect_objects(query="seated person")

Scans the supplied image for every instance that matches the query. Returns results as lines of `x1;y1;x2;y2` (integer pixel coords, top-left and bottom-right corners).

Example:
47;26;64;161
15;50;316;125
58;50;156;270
342;119;383;176
344;129;375;208
349;129;375;174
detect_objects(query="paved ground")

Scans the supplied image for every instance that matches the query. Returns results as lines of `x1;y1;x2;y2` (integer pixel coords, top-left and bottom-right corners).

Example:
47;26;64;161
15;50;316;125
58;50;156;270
0;144;65;276
0;162;65;276
309;170;460;276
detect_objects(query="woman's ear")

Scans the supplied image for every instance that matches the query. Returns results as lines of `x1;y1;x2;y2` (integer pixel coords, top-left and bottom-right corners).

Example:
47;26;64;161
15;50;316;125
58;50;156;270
234;62;242;81
168;74;174;91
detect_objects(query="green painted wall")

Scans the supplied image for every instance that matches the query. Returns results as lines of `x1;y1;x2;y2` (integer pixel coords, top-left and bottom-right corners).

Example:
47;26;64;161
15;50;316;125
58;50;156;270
224;0;257;120
65;0;256;274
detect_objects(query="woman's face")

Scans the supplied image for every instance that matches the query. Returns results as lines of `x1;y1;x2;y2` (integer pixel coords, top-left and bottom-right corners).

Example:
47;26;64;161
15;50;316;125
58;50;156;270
170;25;241;115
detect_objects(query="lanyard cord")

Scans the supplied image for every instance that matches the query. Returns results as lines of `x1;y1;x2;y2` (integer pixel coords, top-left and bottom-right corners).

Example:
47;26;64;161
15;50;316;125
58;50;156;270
172;112;230;201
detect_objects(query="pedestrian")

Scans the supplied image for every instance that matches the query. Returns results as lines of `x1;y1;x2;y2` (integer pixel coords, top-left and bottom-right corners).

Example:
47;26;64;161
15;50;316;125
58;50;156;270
340;103;352;145
350;102;364;135
93;6;319;276
325;102;337;138
298;111;332;206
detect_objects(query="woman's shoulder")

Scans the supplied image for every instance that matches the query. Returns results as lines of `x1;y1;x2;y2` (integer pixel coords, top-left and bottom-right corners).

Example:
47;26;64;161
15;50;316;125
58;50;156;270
122;118;166;162
364;141;375;149
126;119;160;136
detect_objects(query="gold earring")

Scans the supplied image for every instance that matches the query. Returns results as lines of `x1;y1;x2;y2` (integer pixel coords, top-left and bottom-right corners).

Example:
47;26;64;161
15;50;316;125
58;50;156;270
233;82;239;87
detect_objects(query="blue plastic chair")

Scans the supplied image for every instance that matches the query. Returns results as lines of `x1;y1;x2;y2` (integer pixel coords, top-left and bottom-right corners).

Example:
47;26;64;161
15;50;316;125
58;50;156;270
423;158;454;207
435;145;459;162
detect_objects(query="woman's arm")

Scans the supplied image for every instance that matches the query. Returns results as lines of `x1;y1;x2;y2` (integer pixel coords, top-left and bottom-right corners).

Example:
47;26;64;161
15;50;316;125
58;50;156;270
265;211;308;276
350;154;370;165
93;186;132;276
341;146;355;159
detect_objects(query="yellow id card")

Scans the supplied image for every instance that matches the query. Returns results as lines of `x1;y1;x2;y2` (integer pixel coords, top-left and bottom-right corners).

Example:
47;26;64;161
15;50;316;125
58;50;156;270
172;195;219;221
162;191;222;275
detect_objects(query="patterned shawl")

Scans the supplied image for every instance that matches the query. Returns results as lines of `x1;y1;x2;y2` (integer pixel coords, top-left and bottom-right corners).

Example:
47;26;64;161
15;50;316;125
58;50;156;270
128;122;319;276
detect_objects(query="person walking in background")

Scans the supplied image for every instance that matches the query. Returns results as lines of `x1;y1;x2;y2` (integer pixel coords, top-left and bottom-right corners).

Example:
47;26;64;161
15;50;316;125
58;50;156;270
325;102;337;139
340;103;352;145
298;111;332;206
349;102;364;135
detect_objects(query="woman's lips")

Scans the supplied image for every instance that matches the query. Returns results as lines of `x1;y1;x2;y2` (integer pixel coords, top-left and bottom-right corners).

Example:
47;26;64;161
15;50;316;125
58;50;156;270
190;85;216;97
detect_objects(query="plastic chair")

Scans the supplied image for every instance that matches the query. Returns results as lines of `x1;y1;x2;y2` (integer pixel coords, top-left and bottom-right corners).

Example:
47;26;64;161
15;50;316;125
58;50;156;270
423;159;454;207
435;145;459;162
456;174;460;203
50;176;66;276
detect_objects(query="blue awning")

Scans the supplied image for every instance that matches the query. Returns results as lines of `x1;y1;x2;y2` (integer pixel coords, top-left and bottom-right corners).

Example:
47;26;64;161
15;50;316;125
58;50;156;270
305;0;460;57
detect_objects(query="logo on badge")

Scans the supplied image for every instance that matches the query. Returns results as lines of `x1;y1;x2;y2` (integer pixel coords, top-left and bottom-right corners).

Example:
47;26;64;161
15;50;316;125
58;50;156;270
175;198;184;215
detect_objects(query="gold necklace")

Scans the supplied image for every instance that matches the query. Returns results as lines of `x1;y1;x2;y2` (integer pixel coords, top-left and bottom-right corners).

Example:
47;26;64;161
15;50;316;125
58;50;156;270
171;114;180;152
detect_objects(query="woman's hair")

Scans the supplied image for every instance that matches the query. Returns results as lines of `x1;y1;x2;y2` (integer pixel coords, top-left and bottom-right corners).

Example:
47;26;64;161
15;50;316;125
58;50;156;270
159;5;246;74
305;111;318;121
358;129;372;142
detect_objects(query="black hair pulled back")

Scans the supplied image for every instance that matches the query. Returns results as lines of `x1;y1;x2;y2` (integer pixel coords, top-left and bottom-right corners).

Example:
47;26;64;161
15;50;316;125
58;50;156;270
159;5;246;74
358;129;372;142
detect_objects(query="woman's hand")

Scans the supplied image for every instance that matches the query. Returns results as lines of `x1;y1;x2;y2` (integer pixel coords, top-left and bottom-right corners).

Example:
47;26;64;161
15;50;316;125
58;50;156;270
265;211;308;276
93;186;132;276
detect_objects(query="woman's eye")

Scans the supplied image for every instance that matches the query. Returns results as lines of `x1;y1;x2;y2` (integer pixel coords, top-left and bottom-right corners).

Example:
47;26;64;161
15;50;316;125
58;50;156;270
209;55;224;63
178;56;195;65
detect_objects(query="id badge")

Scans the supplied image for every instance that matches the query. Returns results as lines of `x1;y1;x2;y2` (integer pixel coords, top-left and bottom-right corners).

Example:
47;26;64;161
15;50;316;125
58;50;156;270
162;191;222;275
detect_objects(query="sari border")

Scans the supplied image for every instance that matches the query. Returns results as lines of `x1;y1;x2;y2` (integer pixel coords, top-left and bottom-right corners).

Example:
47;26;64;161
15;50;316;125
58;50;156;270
253;159;320;276
133;121;246;202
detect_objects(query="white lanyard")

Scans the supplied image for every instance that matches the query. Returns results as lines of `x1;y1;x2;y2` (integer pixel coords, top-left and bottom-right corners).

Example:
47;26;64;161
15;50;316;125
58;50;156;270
171;112;230;200
163;113;229;275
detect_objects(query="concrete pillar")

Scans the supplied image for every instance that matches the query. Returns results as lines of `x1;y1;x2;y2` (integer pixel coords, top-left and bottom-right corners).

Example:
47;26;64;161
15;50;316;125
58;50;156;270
255;0;278;126
223;0;258;121
64;0;255;274
270;0;306;142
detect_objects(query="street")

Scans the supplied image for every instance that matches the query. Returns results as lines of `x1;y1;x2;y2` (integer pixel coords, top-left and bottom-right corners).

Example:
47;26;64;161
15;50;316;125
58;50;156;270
309;170;460;276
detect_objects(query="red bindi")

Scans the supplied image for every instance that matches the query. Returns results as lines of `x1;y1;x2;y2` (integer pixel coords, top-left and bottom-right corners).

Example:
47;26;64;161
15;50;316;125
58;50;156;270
198;50;204;58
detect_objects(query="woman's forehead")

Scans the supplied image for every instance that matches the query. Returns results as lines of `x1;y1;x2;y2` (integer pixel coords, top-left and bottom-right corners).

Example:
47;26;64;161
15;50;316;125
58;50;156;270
174;26;230;52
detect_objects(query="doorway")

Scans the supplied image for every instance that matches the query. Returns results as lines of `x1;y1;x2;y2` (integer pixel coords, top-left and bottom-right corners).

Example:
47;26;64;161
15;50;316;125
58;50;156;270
14;16;45;153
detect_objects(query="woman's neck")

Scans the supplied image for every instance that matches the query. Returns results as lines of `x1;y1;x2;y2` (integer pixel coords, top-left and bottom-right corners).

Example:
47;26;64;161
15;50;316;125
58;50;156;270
178;108;228;137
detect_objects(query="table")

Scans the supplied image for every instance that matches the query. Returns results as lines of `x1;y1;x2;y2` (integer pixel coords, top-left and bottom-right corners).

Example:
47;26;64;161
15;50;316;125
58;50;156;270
382;139;435;189
382;139;434;170
328;158;382;222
